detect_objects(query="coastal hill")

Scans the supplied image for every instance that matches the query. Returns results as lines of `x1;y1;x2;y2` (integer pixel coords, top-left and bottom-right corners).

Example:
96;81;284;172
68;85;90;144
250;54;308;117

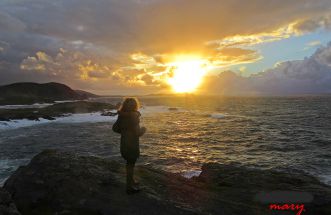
0;82;98;105
1;150;331;215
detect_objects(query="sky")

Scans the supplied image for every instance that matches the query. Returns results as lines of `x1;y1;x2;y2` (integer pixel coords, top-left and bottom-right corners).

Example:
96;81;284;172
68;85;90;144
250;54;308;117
1;0;331;95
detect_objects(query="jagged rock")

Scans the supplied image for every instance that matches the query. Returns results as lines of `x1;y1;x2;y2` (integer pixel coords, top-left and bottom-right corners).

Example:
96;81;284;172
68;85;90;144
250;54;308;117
0;117;10;122
101;111;117;116
41;115;55;120
0;187;21;215
3;150;331;215
168;107;178;111
0;101;116;121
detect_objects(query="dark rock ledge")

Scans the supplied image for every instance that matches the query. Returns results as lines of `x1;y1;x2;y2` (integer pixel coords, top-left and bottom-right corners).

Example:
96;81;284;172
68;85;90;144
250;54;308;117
2;150;331;215
0;187;21;215
0;101;117;121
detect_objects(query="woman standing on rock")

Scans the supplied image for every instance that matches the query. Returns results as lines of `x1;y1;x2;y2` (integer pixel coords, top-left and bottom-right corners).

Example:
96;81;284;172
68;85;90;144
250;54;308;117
112;97;146;194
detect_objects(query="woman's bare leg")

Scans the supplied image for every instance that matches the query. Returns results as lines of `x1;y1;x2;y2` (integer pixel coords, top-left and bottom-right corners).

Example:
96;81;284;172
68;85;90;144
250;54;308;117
126;163;134;189
126;162;140;194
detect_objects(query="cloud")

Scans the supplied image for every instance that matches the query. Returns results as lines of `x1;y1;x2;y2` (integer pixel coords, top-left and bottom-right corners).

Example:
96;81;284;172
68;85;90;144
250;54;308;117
140;74;155;85
20;49;114;81
293;14;331;34
20;56;46;72
15;41;331;95
206;25;295;49
306;40;322;48
86;70;111;79
208;48;262;68
199;42;331;95
1;0;331;94
313;43;331;67
0;41;10;53
0;11;26;32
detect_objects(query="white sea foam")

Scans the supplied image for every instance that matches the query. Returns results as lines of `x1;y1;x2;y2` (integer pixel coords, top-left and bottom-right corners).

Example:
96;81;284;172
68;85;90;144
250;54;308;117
320;174;331;186
210;113;226;119
0;112;117;130
54;100;82;103
0;105;182;130
0;100;83;110
55;113;117;123
0;118;51;129
181;170;202;179
0;103;53;109
0;158;30;185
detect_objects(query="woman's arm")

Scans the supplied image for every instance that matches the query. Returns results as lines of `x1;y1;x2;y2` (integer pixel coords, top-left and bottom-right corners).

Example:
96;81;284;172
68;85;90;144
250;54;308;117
131;112;146;137
112;118;121;134
139;126;146;137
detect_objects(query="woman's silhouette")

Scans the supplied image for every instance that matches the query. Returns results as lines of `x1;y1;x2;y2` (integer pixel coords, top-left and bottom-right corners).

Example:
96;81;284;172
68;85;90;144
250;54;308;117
113;97;146;194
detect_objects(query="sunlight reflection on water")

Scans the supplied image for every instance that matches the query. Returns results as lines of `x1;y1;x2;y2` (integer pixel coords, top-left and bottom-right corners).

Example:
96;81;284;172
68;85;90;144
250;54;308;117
0;96;331;184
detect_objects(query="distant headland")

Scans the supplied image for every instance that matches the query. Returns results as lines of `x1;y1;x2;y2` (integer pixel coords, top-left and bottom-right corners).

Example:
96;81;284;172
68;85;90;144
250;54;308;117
0;82;98;105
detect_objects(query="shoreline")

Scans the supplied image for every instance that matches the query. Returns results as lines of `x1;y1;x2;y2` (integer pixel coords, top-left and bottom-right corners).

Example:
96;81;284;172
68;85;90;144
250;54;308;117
0;104;189;130
0;112;117;130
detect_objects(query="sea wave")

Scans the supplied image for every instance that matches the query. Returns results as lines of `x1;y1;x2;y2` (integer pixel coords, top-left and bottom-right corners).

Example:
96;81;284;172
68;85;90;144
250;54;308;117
0;112;117;130
181;170;202;179
210;113;226;119
0;158;30;185
0;103;53;109
319;174;331;186
140;105;185;114
0;105;183;130
0;100;82;110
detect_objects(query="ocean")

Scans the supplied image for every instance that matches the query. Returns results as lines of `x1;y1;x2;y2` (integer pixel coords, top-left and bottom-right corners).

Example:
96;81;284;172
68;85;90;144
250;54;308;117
1;95;331;185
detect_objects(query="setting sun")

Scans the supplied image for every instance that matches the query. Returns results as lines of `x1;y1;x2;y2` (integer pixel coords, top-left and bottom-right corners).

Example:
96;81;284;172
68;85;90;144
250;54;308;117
167;58;209;93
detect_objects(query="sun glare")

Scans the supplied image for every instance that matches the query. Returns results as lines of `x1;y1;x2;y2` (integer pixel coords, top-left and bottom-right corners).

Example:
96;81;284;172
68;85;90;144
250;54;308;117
167;57;208;93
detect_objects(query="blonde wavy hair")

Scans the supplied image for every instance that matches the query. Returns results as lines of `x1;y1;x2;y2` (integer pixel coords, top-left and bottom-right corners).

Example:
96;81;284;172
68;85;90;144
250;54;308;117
119;97;140;112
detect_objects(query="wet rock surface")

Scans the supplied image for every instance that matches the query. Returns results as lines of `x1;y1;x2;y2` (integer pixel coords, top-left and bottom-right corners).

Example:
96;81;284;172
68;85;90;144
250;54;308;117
3;150;331;215
0;187;21;215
